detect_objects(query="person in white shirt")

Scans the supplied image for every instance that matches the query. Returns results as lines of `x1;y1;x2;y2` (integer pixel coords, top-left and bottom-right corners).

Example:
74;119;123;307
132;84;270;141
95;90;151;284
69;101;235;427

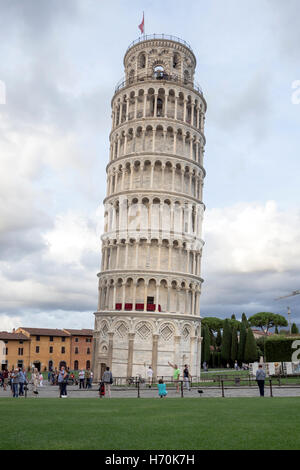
78;369;85;389
147;366;153;388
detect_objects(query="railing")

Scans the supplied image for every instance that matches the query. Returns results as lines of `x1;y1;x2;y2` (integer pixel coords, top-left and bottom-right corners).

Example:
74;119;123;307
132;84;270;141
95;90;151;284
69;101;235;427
114;72;203;95
126;34;194;54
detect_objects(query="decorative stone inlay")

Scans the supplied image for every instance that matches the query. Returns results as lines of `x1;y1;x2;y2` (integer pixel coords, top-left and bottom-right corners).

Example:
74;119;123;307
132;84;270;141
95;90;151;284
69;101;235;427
160;323;174;342
136;321;152;340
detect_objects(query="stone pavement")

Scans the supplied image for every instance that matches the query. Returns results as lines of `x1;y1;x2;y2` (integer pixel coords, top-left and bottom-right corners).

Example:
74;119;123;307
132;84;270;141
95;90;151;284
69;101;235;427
1;382;300;399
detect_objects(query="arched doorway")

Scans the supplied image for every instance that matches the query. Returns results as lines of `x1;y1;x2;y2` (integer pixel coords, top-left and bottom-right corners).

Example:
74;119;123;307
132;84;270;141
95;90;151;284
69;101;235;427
59;361;67;370
48;360;53;371
33;361;41;372
74;360;79;371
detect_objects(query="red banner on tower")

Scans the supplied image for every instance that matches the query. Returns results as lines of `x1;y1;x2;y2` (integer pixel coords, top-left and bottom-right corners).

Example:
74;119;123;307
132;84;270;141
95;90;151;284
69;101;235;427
138;13;144;35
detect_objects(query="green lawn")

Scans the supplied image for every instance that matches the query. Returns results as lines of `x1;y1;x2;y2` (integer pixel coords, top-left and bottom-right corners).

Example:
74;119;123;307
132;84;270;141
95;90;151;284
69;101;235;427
1;397;300;450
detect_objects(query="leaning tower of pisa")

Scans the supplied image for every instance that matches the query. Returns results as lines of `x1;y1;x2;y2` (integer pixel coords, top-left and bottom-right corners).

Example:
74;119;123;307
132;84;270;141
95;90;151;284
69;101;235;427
92;34;207;381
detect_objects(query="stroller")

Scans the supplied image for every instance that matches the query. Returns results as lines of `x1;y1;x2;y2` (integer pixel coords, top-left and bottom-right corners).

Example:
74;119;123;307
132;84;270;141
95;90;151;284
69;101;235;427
98;381;105;398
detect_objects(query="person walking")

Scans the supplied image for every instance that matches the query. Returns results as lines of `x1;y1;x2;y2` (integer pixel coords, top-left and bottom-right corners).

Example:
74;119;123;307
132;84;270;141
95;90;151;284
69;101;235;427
18;368;26;396
85;369;91;389
147;366;153;388
58;366;68;398
78;369;85;389
102;367;113;398
183;364;191;391
31;368;39;396
11;369;20;398
256;364;266;397
168;362;180;393
2;369;8;391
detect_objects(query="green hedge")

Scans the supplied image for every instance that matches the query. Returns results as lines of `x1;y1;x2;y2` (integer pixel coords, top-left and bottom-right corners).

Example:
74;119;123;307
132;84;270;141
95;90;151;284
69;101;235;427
265;335;300;362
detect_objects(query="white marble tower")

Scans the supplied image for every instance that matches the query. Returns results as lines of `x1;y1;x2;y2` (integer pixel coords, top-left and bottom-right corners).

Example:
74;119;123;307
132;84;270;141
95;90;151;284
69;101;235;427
93;35;207;381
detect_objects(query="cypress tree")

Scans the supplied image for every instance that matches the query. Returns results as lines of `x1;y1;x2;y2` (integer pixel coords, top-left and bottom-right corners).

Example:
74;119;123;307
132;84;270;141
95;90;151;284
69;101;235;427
242;312;249;327
238;322;247;364
231;314;236;320
291;323;299;334
221;319;232;366
202;324;211;363
244;328;258;363
231;325;238;363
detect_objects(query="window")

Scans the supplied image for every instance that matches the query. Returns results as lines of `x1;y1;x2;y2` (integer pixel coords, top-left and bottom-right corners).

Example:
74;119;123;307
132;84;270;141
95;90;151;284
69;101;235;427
18;348;23;356
49;336;53;342
74;360;79;371
75;347;79;354
17;360;23;368
61;347;65;354
61;337;65;342
36;336;40;341
153;65;165;79
49;347;53;353
36;346;40;353
5;348;8;355
86;338;92;343
87;348;91;355
19;340;23;344
75;338;79;343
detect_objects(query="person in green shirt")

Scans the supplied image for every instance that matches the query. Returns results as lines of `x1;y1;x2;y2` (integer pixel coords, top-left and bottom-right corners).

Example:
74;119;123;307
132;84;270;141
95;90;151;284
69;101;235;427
168;362;180;393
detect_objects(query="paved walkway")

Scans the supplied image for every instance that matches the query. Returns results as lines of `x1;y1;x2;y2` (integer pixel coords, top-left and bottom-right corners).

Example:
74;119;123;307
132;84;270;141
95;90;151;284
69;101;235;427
1;382;300;398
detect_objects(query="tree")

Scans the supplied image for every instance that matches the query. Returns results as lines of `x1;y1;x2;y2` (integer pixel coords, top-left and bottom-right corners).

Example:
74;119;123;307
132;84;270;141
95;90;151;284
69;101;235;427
275;325;279;334
291;323;299;334
231;314;236;320
241;313;249;327
221;319;232;365
231;325;238;363
248;312;288;334
202;324;211;363
238;322;247;364
244;328;258;363
202;317;224;335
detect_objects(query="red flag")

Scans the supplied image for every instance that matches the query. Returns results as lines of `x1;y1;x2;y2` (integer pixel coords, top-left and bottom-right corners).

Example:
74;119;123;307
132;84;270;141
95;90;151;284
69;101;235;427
138;13;144;35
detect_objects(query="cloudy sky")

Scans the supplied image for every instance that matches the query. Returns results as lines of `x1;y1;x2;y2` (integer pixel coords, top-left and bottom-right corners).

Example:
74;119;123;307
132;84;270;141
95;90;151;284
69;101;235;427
0;0;300;331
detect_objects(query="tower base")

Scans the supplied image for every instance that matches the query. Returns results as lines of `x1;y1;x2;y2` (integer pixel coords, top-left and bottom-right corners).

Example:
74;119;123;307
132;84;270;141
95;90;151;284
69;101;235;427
93;311;202;382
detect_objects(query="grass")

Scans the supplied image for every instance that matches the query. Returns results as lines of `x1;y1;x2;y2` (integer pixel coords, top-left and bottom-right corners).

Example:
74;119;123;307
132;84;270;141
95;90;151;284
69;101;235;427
1;397;300;450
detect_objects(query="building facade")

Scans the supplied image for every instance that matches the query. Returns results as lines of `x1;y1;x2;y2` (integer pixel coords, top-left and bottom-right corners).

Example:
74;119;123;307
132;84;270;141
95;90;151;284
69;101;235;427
63;329;93;371
0;331;30;371
93;35;207;381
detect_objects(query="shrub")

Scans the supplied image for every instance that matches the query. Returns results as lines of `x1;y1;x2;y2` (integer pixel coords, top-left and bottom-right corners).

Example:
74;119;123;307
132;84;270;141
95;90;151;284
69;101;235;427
265;336;300;362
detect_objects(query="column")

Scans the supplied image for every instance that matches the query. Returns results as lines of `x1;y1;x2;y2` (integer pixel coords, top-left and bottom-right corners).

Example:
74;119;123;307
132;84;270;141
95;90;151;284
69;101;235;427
130;166;134;190
121;168;125;190
135;242;139;268
124;134;128;155
116;244;120;269
174;335;181;366
171;167;175;191
183;100;187;122
143;93;147;117
134;96;138;119
191;289;195;315
167;286;171;312
152;128;156;152
152;334;159;380
144;283;148;312
157;242;161;270
161;164;165;188
113;285;116;310
196;107;200;129
190;138;193;159
165;93;168;118
153;93;158;117
189;336;196;376
107;332;114;369
133;280;137;310
174;95;178;120
181;169;185;193
155;284;160;312
173;131;177;154
127;333;135;377
150;164;154;188
124;242;129;267
168;245;172;271
189;173;193;196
